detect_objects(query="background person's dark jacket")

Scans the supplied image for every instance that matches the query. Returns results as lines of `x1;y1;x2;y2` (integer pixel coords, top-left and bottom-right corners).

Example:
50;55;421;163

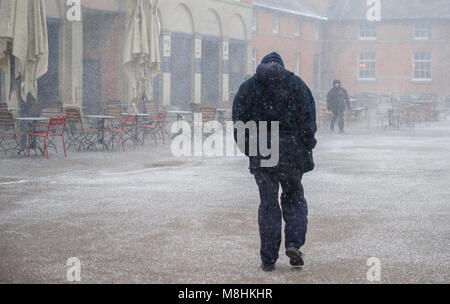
327;82;351;113
233;52;317;172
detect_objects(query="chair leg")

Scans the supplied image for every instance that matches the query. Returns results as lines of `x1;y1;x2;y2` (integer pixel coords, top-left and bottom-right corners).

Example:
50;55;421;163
153;130;158;147
27;135;31;157
121;132;125;152
44;137;49;159
102;132;105;152
62;136;67;157
160;126;165;145
129;127;135;149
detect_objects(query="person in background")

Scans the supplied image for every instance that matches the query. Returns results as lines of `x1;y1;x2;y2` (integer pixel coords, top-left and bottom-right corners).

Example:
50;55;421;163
327;80;351;133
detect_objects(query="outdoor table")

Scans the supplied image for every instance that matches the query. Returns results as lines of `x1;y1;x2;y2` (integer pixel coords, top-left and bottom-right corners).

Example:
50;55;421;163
15;117;50;155
168;111;193;121
168;111;193;138
85;115;115;147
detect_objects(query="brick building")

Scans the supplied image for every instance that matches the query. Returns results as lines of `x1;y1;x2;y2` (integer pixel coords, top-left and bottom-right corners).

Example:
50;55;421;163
322;0;450;97
251;0;327;91
251;0;450;98
1;0;253;112
1;0;449;110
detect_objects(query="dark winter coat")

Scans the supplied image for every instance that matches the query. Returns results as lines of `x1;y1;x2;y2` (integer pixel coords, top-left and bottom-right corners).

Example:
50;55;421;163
233;52;317;172
327;81;351;113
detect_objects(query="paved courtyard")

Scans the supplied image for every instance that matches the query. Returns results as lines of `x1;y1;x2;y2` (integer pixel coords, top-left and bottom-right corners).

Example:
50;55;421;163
0;121;449;283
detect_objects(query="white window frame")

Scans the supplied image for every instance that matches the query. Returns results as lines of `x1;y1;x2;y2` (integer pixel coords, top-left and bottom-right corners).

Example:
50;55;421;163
295;20;301;37
252;12;257;31
412;52;432;81
273;14;279;34
358;53;376;80
359;21;377;40
414;23;432;40
314;22;321;40
252;49;258;74
295;53;301;75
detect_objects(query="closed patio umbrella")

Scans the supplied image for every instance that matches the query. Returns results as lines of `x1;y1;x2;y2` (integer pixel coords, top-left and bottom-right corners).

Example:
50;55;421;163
123;0;161;102
0;0;48;102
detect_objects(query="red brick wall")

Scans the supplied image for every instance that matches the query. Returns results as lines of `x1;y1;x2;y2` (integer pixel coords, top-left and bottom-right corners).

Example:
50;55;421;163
252;9;322;88
83;14;121;101
323;20;450;96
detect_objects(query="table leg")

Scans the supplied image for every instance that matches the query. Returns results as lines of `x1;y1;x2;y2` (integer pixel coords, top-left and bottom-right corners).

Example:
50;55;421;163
135;116;139;145
172;114;184;139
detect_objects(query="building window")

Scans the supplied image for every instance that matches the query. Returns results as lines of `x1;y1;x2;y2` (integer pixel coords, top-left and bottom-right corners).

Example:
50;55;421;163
314;22;321;40
360;21;376;39
414;23;432;40
295;21;301;37
252;49;258;73
359;53;376;80
273;14;279;34
295;53;301;75
252;12;257;31
413;52;432;81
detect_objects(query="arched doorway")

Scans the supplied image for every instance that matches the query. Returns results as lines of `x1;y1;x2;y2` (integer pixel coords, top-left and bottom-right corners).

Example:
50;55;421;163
170;4;194;110
201;10;222;106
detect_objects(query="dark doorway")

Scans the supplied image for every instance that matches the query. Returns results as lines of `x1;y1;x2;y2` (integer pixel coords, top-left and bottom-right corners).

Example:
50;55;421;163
38;18;60;104
229;39;246;99
171;33;193;110
201;37;221;106
83;59;102;115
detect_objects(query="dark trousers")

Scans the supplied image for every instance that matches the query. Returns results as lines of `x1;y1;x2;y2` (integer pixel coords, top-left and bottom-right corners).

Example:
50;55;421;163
331;110;345;131
252;168;308;266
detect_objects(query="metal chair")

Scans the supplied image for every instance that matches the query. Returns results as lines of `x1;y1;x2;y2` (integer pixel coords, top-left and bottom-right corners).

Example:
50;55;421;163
28;115;67;159
0;102;8;113
103;113;136;152
0;112;23;154
65;107;97;151
41;100;63;117
138;110;168;146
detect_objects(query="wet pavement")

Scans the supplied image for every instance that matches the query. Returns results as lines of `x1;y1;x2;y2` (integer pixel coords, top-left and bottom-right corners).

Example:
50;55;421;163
1;121;449;283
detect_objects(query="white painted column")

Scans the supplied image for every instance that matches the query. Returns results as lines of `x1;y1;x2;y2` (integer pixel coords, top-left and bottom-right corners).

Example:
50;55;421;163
194;36;202;104
247;42;253;76
162;33;171;107
222;40;230;102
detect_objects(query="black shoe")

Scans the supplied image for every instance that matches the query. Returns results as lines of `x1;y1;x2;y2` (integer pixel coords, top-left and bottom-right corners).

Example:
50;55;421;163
261;264;276;272
286;248;304;268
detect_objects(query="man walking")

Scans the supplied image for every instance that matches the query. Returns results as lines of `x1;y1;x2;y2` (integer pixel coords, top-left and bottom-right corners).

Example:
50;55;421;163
233;52;317;272
327;80;351;133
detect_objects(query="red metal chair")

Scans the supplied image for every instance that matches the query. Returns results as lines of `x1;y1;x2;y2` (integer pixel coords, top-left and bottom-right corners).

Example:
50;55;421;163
138;110;168;146
28;115;67;159
103;114;136;152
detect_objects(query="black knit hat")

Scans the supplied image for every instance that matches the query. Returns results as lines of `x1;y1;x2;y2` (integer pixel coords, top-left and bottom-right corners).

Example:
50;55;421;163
261;52;285;68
